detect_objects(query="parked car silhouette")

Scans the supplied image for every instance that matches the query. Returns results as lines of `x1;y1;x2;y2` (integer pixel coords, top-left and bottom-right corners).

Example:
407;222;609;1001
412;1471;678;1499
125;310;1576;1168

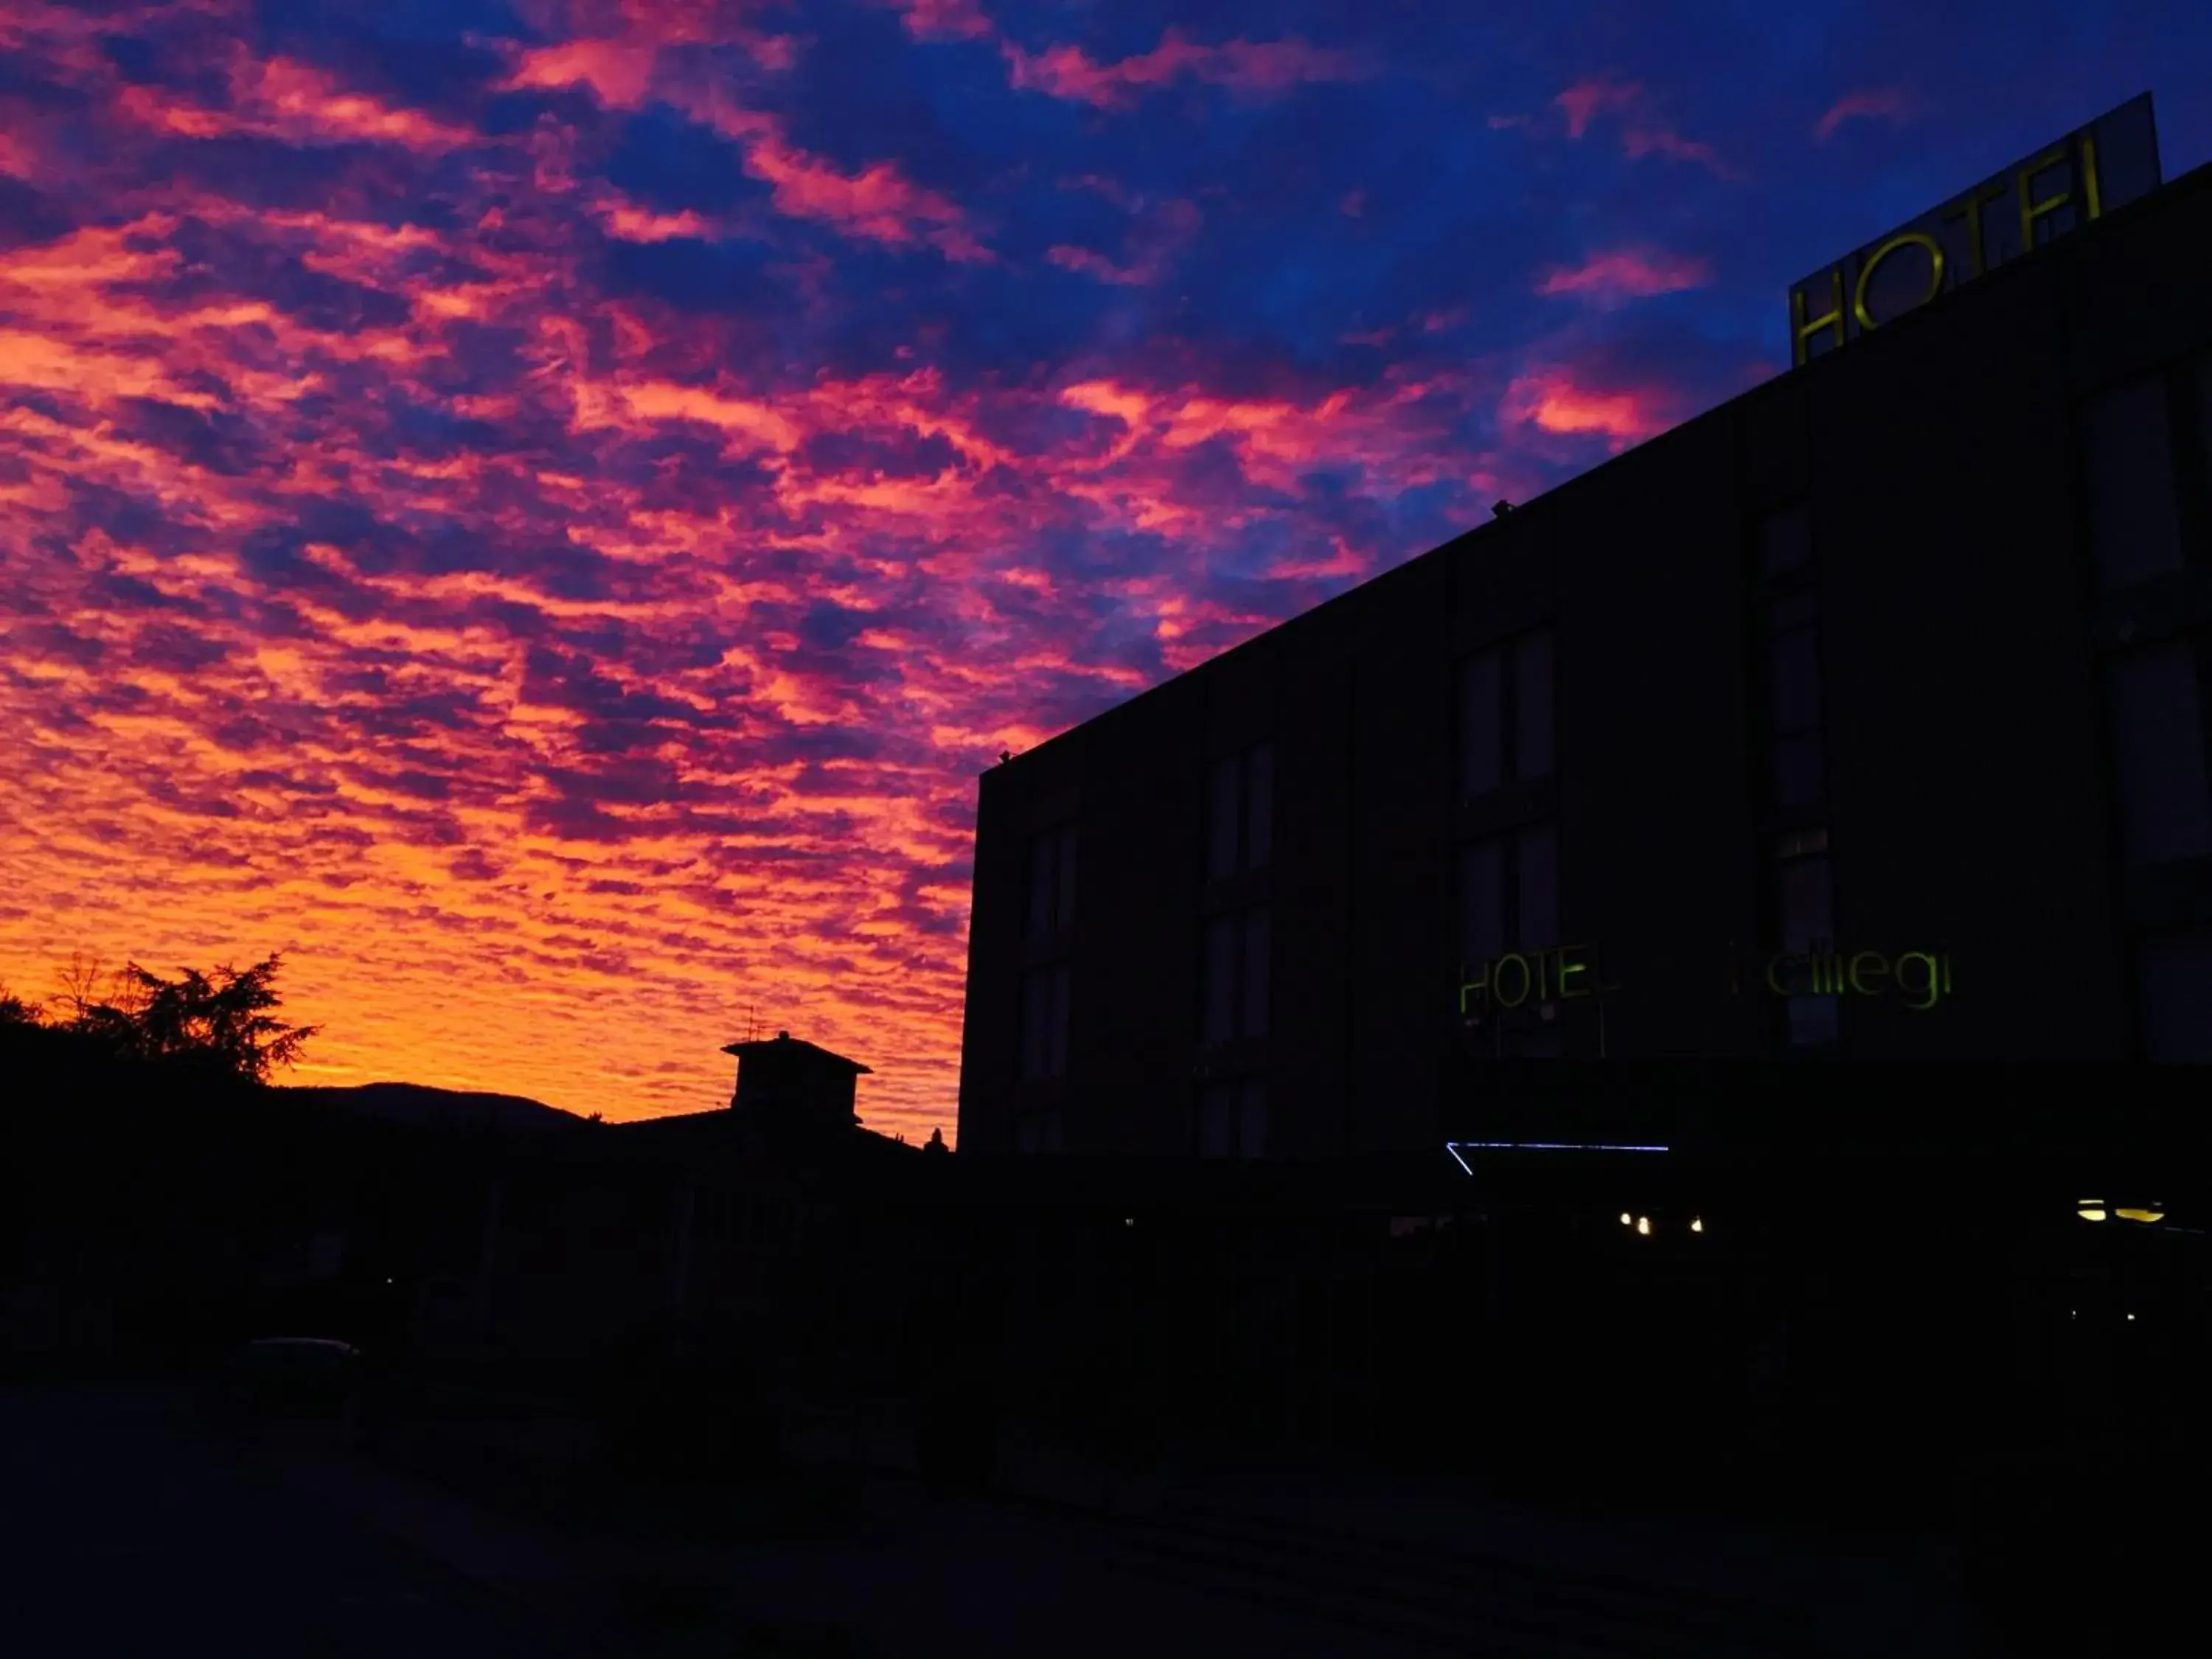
203;1336;364;1447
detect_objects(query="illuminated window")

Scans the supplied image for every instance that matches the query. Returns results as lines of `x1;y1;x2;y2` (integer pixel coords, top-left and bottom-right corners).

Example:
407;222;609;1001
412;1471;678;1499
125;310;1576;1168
1197;1079;1267;1159
1200;905;1270;1048
1458;628;1555;800
2107;644;2212;866
2138;931;2212;1062
1020;961;1071;1080
1206;742;1276;879
1025;823;1078;942
2081;376;2184;591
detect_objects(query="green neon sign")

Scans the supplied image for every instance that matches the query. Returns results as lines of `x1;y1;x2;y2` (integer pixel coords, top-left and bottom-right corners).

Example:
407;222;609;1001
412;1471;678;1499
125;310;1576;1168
1458;945;1955;1015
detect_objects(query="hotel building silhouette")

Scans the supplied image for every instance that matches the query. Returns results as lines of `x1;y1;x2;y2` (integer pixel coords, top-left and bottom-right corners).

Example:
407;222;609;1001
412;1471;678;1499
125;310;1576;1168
960;102;2211;1167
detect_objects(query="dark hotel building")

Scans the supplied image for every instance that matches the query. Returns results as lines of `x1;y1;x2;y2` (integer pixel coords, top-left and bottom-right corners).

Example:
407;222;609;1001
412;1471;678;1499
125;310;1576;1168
959;95;2212;1164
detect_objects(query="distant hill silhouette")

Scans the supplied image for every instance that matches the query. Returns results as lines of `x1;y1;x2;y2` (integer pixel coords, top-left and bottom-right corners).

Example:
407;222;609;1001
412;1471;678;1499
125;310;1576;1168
276;1082;588;1133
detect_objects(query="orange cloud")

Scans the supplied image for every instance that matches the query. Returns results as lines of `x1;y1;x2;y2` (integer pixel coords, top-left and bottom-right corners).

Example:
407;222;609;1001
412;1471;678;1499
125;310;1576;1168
1536;246;1712;306
1006;28;1367;108
114;54;476;151
1500;367;1672;451
1815;88;1913;142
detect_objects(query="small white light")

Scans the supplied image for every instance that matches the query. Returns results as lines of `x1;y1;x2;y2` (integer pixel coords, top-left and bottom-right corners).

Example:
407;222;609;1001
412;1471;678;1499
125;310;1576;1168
1689;1218;1703;1234
1619;1212;1632;1226
2127;1312;2137;1322
1123;1217;1134;1227
1635;1216;1651;1237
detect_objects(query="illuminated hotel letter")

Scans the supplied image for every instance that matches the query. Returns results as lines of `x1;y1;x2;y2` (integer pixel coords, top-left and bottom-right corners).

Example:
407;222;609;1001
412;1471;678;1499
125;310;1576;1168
1895;951;1941;1011
1557;947;1591;999
2017;144;2075;251
1766;953;1796;995
1458;960;1491;1016
2079;131;2103;220
1940;181;2006;276
1792;270;1846;366
1853;232;1946;331
1848;950;1891;996
1493;952;1533;1009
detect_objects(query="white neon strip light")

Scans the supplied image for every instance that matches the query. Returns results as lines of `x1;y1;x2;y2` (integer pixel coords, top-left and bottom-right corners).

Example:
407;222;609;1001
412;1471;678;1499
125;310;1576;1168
1444;1140;1670;1176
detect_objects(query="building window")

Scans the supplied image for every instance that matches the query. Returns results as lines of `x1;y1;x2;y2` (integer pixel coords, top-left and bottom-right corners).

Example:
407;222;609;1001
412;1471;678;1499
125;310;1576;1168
2138;932;2212;1062
1458;629;1555;799
2081;375;2185;591
1197;1079;1267;1158
2107;644;2212;867
1206;742;1274;880
1774;828;1839;1049
2199;353;2212;486
1026;822;1078;942
1016;1105;1065;1154
1020;961;1071;1080
1200;906;1270;1048
1756;574;1828;810
1758;505;1812;579
1458;826;1559;969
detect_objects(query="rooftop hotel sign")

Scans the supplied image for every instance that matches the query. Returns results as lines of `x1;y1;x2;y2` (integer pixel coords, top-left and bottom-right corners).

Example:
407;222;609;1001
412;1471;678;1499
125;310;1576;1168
1790;94;2160;367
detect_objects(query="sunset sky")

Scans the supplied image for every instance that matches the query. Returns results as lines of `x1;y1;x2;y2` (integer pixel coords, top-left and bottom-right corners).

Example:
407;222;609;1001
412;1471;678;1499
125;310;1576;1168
4;1;2208;1135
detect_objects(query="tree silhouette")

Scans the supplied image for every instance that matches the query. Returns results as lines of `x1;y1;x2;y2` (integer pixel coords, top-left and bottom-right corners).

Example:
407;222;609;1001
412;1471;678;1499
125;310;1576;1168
51;948;118;1023
0;981;38;1026
65;953;319;1083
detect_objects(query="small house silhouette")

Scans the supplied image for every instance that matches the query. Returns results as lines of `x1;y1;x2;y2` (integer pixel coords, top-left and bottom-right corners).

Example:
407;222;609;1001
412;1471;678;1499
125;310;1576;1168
720;1030;872;1130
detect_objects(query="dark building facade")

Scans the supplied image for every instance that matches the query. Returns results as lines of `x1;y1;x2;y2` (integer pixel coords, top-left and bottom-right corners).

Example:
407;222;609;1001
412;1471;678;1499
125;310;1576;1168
959;148;2212;1164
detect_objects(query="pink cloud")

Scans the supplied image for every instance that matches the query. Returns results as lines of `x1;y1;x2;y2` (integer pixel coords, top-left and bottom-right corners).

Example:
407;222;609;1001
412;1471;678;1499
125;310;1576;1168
663;88;989;260
745;129;990;260
1555;73;1742;180
1006;28;1367;109
1500;366;1673;452
1815;88;1912;142
1555;74;1641;139
504;40;660;107
1621;125;1742;178
1060;173;1144;212
886;0;996;41
114;53;476;152
1043;198;1199;287
1537;246;1713;307
1047;245;1149;285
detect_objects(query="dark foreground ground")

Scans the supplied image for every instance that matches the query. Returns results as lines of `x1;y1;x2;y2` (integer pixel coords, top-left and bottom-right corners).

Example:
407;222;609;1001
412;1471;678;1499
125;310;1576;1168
0;1377;2006;1659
